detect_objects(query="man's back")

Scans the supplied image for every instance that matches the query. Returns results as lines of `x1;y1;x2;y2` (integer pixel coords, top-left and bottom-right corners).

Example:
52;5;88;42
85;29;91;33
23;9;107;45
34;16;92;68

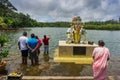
18;36;28;50
42;37;49;45
27;38;38;49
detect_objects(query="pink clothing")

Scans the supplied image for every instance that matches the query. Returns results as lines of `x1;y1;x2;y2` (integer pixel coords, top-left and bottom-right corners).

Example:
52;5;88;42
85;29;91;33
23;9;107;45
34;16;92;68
92;47;110;80
38;39;42;49
37;39;42;54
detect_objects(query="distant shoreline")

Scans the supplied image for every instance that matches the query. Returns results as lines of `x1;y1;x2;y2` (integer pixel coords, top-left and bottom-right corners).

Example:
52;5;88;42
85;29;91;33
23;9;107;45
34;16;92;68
0;28;18;31
1;26;120;31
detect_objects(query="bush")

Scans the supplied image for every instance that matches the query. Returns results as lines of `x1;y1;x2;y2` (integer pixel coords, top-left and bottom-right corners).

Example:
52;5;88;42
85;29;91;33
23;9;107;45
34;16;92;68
0;36;9;47
0;49;9;57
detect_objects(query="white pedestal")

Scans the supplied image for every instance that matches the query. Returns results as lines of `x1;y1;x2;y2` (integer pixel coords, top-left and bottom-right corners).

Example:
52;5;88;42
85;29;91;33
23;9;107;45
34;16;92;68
59;41;98;57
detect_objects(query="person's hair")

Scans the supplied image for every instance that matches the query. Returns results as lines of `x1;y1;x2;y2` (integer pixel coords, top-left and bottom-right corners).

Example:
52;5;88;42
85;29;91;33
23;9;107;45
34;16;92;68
35;36;39;39
98;40;105;47
23;32;27;36
31;33;35;38
44;35;46;38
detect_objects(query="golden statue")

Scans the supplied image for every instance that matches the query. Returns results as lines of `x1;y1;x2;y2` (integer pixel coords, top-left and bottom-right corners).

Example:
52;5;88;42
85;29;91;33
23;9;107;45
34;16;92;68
66;16;81;43
66;16;86;44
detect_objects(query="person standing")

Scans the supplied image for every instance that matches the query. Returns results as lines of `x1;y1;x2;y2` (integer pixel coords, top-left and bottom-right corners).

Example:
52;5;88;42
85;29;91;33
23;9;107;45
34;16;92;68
42;35;50;54
18;32;28;64
92;40;110;80
35;36;42;55
27;33;39;65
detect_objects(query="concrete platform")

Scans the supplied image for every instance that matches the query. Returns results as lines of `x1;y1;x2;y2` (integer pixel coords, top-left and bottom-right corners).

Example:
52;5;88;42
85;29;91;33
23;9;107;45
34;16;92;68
0;76;117;80
53;41;98;64
54;49;93;64
59;41;98;57
59;41;98;47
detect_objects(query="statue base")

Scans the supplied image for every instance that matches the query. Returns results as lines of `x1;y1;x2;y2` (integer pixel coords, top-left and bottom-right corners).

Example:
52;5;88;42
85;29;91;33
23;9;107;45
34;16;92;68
54;41;98;64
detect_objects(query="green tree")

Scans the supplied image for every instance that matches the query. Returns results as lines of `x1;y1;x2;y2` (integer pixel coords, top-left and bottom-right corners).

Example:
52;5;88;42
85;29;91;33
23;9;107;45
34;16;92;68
0;0;17;16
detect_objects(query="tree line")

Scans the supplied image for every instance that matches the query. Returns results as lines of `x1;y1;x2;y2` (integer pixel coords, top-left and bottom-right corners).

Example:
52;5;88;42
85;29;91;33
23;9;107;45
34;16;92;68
0;0;120;30
0;0;38;28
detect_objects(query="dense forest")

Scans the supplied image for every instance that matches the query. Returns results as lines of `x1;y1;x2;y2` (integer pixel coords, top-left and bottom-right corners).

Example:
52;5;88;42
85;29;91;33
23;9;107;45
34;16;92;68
0;0;120;30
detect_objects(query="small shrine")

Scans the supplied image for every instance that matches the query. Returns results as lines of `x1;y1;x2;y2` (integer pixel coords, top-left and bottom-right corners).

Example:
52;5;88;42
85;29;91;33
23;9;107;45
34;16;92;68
54;16;98;64
66;16;86;44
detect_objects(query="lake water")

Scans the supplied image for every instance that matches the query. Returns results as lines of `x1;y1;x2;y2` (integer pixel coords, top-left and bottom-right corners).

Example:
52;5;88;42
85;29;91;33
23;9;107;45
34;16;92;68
0;27;120;76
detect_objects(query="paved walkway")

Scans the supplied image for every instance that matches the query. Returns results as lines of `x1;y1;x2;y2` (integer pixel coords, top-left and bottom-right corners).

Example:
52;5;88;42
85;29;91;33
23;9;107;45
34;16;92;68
1;76;120;80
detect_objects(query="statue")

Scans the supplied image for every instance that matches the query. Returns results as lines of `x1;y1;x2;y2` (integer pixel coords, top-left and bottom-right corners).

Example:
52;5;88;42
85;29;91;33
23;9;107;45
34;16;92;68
66;26;74;44
80;26;87;42
66;16;87;44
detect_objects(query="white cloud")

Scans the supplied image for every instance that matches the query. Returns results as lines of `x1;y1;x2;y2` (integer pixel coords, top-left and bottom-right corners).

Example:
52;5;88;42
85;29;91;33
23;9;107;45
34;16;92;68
9;0;120;22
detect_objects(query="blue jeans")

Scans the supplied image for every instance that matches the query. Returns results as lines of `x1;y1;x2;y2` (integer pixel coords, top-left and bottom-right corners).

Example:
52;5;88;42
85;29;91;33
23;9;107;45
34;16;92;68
44;45;49;54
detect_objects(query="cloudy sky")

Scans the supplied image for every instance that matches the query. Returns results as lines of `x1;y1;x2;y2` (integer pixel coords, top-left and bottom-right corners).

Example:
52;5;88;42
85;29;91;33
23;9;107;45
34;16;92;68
9;0;120;22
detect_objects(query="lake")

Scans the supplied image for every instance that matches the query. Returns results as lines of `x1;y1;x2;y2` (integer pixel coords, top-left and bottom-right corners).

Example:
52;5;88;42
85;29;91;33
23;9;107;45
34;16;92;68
0;27;120;76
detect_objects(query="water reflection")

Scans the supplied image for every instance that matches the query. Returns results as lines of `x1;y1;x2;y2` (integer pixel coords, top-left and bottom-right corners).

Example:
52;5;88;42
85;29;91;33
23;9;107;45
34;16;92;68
0;28;120;76
43;54;49;62
60;63;84;76
19;64;42;76
17;54;50;76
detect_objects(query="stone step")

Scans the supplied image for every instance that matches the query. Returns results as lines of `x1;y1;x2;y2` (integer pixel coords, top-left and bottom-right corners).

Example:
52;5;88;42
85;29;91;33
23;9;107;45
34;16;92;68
23;76;93;80
0;76;117;80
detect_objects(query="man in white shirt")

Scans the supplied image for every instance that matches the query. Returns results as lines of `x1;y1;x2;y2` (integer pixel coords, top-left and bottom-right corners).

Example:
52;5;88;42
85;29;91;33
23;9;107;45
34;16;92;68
18;32;28;64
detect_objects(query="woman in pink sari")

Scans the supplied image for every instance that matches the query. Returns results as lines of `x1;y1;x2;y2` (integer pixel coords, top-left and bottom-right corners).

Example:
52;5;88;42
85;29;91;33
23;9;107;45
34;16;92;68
92;40;110;80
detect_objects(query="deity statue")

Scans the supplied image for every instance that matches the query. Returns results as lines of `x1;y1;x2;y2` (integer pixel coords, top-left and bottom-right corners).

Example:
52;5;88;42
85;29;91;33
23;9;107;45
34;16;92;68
66;16;87;44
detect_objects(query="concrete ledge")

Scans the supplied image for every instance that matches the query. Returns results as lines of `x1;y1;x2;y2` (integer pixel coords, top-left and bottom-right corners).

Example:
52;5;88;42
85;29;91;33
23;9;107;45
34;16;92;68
54;56;93;64
59;41;98;47
54;50;93;64
23;76;93;80
0;76;116;80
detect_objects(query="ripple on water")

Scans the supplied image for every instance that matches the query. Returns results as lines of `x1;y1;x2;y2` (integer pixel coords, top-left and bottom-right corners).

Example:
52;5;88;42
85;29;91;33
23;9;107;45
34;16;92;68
1;28;120;76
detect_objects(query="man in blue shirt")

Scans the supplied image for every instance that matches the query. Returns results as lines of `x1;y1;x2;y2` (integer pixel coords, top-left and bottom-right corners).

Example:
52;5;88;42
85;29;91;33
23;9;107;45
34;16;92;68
27;33;39;65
